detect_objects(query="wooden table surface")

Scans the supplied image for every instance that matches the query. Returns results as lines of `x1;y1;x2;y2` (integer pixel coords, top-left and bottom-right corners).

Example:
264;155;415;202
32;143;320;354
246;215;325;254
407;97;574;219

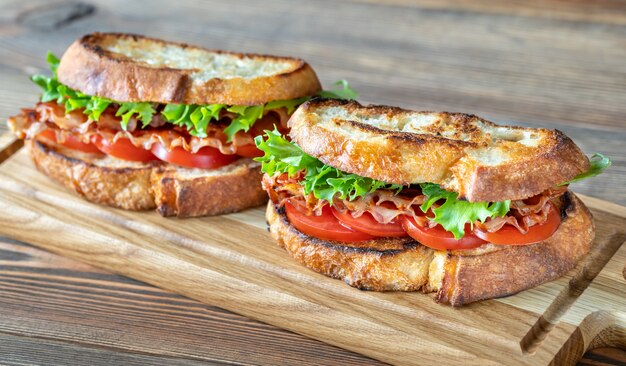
0;0;624;364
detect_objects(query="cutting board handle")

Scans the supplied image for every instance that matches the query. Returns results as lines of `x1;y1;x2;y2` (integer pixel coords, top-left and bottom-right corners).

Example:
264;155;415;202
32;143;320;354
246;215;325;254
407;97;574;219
0;133;22;164
552;311;626;365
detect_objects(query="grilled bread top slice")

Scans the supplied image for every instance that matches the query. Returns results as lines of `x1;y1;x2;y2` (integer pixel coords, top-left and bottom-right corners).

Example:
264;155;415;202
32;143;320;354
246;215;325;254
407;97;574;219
288;99;590;202
57;33;322;106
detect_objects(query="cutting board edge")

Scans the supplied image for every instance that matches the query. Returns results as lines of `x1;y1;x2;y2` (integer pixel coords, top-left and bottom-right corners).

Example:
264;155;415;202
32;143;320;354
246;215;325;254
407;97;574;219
1;142;624;366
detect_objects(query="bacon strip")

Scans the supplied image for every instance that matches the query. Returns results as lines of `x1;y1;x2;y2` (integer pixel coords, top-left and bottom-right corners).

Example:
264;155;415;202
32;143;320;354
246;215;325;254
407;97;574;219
475;186;567;234
9;102;291;156
262;172;565;235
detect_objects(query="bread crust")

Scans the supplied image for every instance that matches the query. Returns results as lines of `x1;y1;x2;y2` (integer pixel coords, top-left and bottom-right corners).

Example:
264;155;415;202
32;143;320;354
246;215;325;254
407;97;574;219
265;192;595;305
433;192;595;305
152;163;268;218
27;139;267;217
289;99;590;202
266;203;434;291
57;33;322;105
29;139;156;210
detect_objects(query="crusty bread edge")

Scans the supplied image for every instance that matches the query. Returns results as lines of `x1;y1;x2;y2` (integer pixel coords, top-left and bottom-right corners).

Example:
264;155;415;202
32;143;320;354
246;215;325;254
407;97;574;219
152;163;268;218
448;130;590;202
266;202;435;291
265;192;595;305
58;32;322;105
28;139;156;210
432;192;595;306
289;98;590;202
27;139;267;217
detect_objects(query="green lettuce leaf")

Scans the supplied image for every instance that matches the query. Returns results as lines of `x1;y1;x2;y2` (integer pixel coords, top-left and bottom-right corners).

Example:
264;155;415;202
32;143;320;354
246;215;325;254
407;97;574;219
559;153;611;186
317;80;359;100
220;81;357;141
264;97;309;114
31;52;156;130
115;102;157;130
84;96;112;121
161;104;225;138
419;183;510;239
46;52;60;74
254;130;401;202
223;105;265;141
30;52;62;103
254;129;319;177
31;52;358;138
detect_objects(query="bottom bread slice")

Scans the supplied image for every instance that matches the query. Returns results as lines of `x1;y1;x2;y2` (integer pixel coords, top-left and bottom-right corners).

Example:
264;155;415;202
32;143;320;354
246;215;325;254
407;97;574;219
27;139;267;217
265;192;595;305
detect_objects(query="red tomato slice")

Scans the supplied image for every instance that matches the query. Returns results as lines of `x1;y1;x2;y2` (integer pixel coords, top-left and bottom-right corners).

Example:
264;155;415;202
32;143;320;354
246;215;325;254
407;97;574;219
38;129;103;154
151;143;237;169
400;216;486;250
93;136;157;162
474;203;561;245
235;144;264;158
331;208;407;237
285;203;376;242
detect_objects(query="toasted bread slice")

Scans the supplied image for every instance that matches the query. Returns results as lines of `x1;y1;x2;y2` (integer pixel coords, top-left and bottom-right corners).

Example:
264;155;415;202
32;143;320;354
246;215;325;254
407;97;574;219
28;139;267;217
57;33;322;105
266;191;594;306
289;99;590;202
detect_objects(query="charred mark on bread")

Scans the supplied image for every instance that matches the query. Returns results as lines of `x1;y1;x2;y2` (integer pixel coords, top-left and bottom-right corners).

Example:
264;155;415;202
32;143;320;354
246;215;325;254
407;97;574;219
313;238;422;257
275;205;286;215
305;97;350;106
560;191;573;220
387;130;475;148
80;33;309;74
156;177;177;217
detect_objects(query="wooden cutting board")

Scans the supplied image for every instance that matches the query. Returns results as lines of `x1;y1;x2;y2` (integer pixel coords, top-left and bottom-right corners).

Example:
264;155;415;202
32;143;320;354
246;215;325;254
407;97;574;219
0;146;624;366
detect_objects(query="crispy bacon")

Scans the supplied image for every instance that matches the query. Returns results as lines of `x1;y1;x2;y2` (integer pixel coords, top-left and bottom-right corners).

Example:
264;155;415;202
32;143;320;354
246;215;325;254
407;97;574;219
35;102;87;129
335;191;430;226
475;186;567;234
263;173;432;226
8;109;36;138
263;172;327;215
9;102;291;156
263;172;566;235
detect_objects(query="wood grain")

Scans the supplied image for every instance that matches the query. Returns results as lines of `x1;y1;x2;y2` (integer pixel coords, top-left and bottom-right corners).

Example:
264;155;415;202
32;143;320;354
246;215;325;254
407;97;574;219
351;0;626;25
0;237;379;365
0;236;623;366
0;148;624;365
1;0;625;364
1;0;624;205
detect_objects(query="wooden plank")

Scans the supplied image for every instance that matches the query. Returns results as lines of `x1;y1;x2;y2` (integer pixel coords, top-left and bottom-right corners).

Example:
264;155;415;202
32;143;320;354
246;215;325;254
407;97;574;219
2;0;624;132
0;0;624;364
0;133;21;164
579;348;626;366
1;0;625;205
0;236;381;365
0;148;623;365
1;237;623;366
553;242;626;365
350;0;626;25
0;333;216;366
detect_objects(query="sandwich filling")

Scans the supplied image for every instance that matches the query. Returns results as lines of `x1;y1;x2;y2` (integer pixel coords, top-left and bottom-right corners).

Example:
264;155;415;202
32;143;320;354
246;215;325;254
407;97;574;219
256;130;609;250
9;53;356;169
